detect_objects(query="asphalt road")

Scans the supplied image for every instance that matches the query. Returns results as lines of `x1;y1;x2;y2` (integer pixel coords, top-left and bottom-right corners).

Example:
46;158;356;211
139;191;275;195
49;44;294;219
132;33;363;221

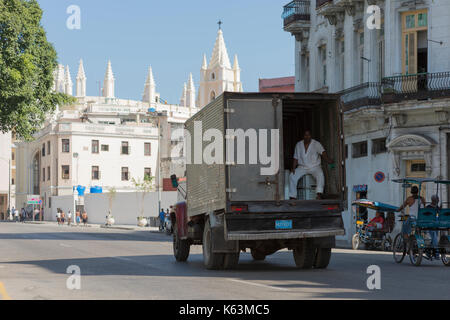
0;222;449;300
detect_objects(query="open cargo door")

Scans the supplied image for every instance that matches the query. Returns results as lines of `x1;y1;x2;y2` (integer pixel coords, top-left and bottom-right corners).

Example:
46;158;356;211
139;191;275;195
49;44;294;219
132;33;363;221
225;98;283;202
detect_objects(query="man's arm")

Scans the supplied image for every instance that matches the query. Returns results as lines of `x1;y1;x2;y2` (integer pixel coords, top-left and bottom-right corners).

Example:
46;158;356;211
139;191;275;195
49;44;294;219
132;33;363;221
321;151;334;164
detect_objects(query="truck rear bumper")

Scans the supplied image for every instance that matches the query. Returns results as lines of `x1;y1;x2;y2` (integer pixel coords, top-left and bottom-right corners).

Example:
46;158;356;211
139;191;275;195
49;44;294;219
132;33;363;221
227;228;345;241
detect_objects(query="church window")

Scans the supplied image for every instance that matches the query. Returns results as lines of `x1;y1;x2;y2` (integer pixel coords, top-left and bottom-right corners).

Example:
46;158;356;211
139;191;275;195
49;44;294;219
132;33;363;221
211;73;215;80
210;91;216;102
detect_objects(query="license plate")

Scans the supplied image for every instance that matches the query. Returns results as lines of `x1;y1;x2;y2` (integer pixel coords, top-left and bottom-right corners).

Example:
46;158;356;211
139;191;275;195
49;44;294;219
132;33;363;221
275;220;292;230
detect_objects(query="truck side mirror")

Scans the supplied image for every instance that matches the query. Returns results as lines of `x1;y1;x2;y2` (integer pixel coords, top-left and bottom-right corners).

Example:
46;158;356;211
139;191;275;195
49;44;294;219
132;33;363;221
171;174;179;188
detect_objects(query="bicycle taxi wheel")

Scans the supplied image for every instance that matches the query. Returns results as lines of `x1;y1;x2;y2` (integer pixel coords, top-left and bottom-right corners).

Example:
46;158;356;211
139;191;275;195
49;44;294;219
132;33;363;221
409;237;423;266
393;233;406;263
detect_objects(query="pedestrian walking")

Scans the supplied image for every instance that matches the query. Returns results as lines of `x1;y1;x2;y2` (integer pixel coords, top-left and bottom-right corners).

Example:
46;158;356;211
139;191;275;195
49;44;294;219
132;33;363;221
21;208;26;222
13;207;19;222
56;210;61;225
67;210;72;226
76;211;81;225
81;211;88;226
61;211;66;225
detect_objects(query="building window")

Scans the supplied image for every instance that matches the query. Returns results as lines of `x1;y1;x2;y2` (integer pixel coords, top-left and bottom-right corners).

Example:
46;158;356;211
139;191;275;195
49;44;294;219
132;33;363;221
42;168;45;182
62;165;70;180
92;166;100;180
144;143;151;156
345;144;348;159
47;166;51;181
62;139;70;153
92;140;99;154
144;168;152;179
210;91;216;102
47;141;51;155
352;141;368;158
121;142;130;155
121;167;129;181
372;138;387;155
11;151;15;161
42;143;46;157
318;45;327;88
101;144;109;152
411;163;426;173
402;10;428;74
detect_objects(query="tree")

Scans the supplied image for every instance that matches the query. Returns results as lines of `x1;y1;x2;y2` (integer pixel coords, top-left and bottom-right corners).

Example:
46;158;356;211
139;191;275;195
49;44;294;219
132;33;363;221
107;187;117;216
132;175;155;219
0;0;74;140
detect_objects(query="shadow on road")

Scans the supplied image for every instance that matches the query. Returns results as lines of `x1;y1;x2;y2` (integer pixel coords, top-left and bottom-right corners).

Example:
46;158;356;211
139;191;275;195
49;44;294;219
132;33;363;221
7;249;449;299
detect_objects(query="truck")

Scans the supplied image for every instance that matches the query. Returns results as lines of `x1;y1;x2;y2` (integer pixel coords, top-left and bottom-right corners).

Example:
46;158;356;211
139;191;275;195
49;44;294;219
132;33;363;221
171;92;346;270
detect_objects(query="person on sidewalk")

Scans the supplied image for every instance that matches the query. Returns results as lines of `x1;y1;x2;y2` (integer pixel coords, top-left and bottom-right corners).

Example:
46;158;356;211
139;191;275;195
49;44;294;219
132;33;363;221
56;210;61;225
13;207;19;222
159;209;165;231
76;211;81;225
60;210;66;225
81;211;88;226
67;211;72;226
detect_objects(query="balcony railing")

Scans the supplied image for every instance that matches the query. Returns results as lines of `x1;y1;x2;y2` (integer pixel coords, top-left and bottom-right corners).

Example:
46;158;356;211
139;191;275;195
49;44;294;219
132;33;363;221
340;72;450;111
282;0;311;27
341;82;382;111
316;0;333;9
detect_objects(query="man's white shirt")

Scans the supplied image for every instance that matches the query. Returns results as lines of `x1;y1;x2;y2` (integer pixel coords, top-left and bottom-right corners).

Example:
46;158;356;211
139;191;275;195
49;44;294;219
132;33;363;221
293;139;325;170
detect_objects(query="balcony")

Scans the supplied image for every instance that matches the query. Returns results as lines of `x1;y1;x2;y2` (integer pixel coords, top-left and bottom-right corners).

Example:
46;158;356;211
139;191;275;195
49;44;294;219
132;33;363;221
282;1;311;40
340;72;450;111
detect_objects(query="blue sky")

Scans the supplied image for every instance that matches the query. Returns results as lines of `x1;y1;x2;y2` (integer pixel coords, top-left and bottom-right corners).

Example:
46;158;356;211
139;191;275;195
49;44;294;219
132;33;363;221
38;0;294;104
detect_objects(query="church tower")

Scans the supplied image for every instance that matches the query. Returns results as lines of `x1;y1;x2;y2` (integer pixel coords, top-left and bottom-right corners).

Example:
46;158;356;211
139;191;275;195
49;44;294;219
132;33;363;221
186;73;196;109
197;26;243;108
76;59;87;98
142;67;156;106
102;60;115;98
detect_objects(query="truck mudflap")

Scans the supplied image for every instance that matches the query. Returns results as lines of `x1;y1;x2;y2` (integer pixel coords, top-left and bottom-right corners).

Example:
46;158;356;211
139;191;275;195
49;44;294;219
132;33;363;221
224;212;345;241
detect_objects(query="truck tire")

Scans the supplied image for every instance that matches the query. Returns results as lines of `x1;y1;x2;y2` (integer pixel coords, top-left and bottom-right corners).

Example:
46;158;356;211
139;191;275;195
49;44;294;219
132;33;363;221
223;253;240;270
173;222;190;262
314;248;332;269
293;239;315;269
251;249;266;261
202;219;225;270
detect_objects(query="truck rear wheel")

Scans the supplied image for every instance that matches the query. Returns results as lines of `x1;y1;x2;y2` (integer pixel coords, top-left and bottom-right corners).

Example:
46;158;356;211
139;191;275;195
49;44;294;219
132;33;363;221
251;249;266;261
202;219;225;270
314;248;332;269
173;222;190;262
293;239;315;269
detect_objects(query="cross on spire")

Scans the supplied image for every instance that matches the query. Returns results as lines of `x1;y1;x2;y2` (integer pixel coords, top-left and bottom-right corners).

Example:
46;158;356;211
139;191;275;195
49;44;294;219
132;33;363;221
218;20;222;30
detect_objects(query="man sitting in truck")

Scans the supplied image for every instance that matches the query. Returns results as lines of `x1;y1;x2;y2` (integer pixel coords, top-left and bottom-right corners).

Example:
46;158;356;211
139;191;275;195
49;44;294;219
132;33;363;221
289;130;333;200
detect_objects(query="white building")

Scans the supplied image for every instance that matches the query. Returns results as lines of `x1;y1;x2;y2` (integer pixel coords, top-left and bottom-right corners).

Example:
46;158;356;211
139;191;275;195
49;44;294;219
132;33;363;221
282;0;450;243
15;60;198;214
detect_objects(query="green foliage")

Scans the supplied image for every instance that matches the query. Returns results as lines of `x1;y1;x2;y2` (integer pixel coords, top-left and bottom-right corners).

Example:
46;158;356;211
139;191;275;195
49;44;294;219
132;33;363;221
0;0;75;140
132;175;155;218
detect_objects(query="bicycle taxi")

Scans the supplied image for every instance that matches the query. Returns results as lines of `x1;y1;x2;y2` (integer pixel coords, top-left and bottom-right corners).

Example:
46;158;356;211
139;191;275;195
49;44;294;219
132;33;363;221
352;200;398;251
392;178;450;266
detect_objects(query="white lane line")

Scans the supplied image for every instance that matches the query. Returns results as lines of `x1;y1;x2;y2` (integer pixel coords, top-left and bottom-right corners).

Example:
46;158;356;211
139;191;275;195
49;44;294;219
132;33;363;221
228;279;289;292
59;243;72;248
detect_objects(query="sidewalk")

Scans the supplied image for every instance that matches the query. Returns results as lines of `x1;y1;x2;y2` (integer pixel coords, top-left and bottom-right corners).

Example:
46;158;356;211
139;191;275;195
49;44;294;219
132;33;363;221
22;220;161;232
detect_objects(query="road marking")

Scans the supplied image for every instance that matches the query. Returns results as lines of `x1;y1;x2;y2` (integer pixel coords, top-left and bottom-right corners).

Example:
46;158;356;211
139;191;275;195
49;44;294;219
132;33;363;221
60;243;72;248
0;282;11;300
228;279;289;292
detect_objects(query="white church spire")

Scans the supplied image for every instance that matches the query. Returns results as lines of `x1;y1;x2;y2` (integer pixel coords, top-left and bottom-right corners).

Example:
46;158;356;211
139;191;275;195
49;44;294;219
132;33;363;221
64;65;73;96
76;59;87;97
186;73;196;109
180;83;187;107
202;54;208;70
209;29;231;69
142;66;156;105
103;60;115;98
